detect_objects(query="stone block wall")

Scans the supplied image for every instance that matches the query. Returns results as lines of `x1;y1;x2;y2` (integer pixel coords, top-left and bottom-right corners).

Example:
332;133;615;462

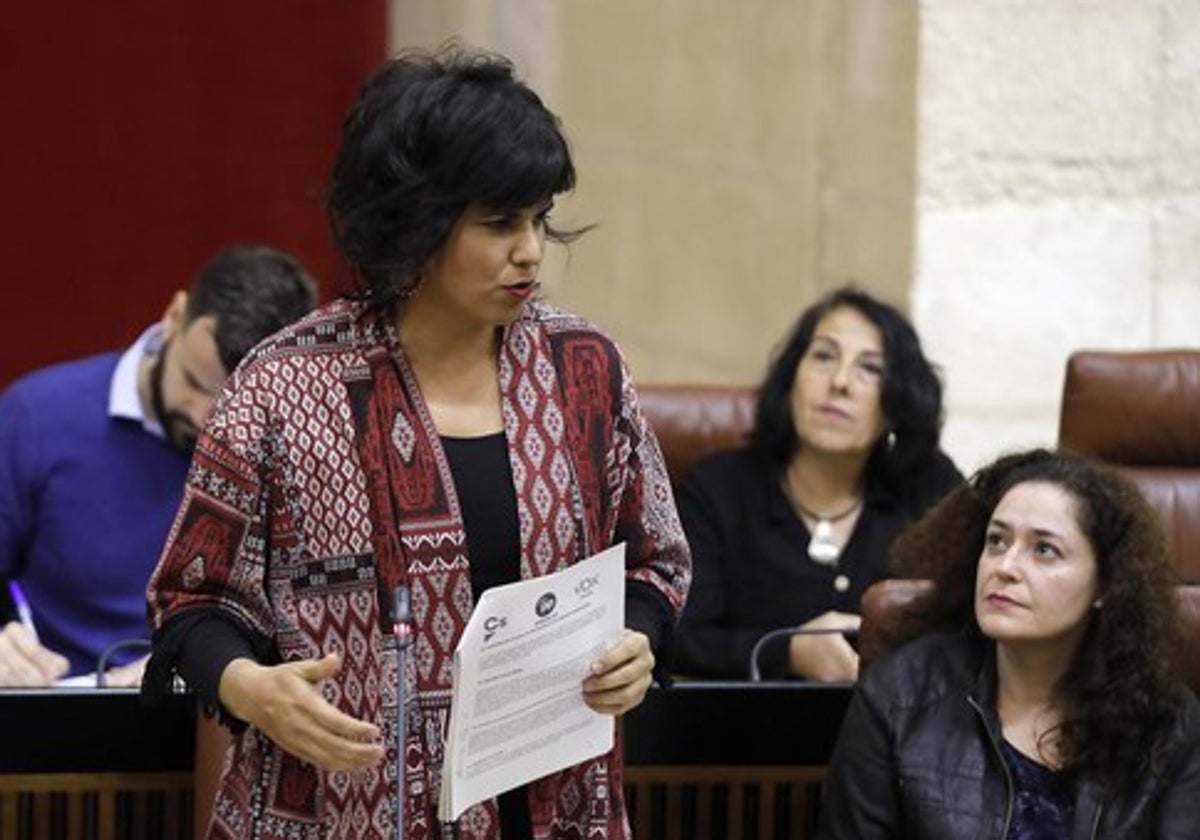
389;0;919;385
387;0;1200;474
915;0;1200;471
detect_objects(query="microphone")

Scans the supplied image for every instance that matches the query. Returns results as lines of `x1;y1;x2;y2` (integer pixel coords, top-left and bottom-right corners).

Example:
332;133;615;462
393;585;413;840
393;585;413;649
747;626;859;682
96;638;152;688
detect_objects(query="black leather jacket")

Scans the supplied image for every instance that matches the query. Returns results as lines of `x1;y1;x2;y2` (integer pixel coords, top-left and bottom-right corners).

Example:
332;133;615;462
817;632;1200;839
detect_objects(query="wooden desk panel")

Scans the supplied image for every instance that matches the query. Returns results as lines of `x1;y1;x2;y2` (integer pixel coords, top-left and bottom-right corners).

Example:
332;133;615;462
622;682;851;840
0;688;194;840
0;688;193;774
1;681;852;840
624;681;851;766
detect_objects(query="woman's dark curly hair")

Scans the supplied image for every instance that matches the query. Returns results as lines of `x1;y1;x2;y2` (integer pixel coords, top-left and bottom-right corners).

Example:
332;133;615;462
327;43;583;313
889;447;1184;787
748;286;945;490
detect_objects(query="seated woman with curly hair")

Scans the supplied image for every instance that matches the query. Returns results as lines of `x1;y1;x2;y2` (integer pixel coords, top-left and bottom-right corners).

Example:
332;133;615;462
818;448;1200;839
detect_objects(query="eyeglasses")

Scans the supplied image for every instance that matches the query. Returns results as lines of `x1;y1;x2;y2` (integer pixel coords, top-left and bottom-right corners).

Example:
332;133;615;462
799;345;885;386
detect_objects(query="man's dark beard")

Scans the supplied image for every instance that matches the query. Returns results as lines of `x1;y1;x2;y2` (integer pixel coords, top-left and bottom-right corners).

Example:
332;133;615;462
148;342;199;453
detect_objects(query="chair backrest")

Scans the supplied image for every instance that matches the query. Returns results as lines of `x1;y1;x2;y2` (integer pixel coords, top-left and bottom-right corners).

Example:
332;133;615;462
1058;349;1200;583
637;383;756;486
1177;585;1200;694
858;578;932;676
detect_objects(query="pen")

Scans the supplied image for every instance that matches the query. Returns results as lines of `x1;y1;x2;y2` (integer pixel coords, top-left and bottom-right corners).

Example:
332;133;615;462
8;581;36;640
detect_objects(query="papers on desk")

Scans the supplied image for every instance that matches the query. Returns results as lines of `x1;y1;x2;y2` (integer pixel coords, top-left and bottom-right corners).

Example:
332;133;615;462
438;543;625;822
54;672;102;688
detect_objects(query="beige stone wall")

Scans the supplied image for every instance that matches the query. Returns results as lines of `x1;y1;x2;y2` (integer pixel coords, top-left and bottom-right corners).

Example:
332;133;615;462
389;0;920;385
914;0;1200;472
384;2;1200;476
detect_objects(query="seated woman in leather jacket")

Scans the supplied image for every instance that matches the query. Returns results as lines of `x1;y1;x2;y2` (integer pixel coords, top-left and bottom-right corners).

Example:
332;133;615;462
818;448;1200;839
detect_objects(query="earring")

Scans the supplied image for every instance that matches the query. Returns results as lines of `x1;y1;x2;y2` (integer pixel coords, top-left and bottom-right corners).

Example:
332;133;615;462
398;274;424;300
886;430;896;452
1093;599;1103;610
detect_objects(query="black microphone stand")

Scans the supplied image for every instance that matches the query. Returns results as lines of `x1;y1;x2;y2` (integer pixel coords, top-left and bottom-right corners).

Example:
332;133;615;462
747;626;859;682
394;586;413;840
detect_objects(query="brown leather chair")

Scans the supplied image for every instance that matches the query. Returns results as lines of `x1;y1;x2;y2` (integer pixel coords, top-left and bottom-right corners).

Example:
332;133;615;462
1057;349;1200;694
637;383;756;486
858;578;932;676
1176;585;1200;695
1058;349;1200;583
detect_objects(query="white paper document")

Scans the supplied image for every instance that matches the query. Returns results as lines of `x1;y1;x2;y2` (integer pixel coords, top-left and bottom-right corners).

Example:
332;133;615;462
54;672;101;688
438;543;625;822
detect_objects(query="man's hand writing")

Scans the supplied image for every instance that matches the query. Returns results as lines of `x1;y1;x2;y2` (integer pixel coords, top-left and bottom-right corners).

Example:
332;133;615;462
0;621;69;687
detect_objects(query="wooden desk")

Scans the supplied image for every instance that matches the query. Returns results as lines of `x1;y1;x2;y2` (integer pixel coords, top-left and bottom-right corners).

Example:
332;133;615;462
625;680;850;766
0;688;194;840
0;688;193;774
1;681;852;840
623;681;852;840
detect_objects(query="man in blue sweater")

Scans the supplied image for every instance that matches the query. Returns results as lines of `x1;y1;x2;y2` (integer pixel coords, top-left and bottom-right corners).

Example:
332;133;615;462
0;245;318;687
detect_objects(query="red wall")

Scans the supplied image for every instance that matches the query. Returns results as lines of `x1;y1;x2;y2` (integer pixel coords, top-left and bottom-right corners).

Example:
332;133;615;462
0;1;387;388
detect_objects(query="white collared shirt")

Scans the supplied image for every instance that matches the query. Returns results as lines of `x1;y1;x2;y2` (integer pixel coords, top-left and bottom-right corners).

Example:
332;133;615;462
107;325;167;439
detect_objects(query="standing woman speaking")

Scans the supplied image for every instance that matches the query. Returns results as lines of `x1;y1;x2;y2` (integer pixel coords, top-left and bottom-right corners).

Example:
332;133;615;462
144;46;691;839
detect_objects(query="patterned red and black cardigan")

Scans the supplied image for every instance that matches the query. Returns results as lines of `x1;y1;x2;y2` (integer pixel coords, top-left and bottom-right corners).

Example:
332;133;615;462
145;298;691;840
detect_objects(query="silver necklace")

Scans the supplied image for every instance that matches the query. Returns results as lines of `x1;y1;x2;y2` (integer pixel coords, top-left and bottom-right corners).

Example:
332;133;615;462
790;495;862;567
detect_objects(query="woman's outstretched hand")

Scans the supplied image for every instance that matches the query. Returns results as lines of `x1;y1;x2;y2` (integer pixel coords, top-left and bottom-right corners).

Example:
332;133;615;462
219;652;385;771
